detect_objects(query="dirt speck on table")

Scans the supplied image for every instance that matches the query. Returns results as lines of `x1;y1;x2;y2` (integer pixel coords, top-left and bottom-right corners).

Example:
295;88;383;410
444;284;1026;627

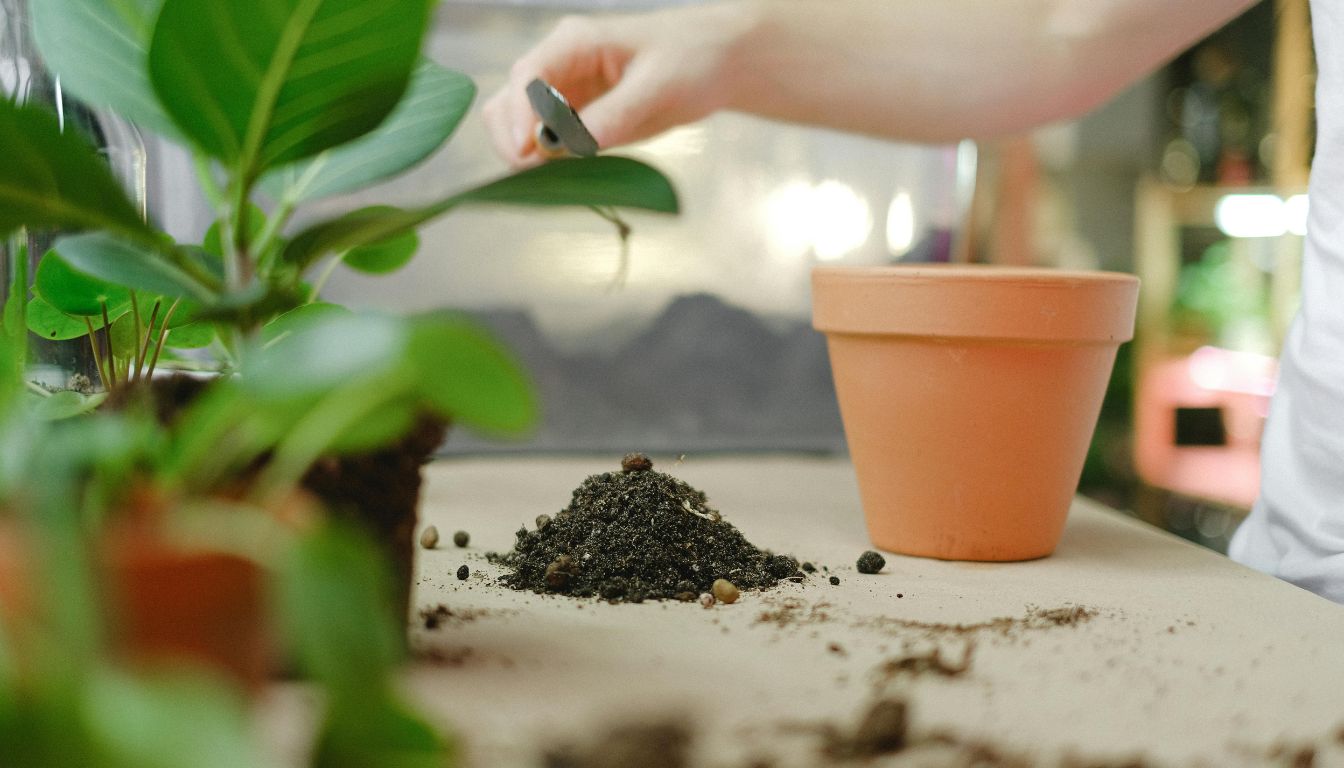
543;720;690;768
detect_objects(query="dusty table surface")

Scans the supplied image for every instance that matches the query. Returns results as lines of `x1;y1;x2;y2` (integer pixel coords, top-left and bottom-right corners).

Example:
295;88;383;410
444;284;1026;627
261;456;1344;767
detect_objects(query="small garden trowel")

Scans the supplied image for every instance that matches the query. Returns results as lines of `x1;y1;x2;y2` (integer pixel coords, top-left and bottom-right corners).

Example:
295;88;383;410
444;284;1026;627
526;78;600;159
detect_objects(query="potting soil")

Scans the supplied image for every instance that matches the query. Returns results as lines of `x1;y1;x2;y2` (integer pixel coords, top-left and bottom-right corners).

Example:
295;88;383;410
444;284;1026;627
490;455;805;602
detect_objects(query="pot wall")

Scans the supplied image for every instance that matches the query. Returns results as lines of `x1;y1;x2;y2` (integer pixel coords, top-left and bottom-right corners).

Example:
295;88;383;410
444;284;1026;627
826;334;1120;560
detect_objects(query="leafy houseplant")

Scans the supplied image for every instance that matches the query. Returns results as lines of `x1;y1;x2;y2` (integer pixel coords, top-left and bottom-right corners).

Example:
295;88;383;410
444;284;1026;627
3;0;678;613
15;0;675;388
0;323;479;766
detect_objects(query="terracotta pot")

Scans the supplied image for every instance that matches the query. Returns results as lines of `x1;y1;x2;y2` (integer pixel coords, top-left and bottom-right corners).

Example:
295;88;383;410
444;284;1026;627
812;265;1139;561
101;524;270;693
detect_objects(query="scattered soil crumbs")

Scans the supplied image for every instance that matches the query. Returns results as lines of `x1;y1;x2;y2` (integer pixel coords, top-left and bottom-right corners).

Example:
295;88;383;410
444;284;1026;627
755;597;835;629
416;603;497;630
872;643;975;683
544;721;691;768
858;603;1099;641
490;455;805;602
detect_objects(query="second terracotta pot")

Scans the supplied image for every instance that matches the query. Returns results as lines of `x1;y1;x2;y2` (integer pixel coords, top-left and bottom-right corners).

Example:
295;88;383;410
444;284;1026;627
812;265;1139;561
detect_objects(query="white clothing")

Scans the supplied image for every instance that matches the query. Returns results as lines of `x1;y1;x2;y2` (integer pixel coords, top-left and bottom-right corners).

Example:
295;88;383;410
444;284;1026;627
1229;0;1344;602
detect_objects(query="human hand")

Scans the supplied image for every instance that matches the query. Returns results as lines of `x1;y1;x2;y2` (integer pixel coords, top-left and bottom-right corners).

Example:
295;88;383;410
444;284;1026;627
481;3;759;167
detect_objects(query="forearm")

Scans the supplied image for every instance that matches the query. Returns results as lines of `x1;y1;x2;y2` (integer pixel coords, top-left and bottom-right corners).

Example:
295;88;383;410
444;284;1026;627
720;0;1259;141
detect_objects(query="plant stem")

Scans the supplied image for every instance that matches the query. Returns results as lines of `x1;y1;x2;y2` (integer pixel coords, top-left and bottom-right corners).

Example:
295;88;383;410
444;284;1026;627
84;317;108;391
100;303;118;389
193;155;225;209
135;300;161;377
146;300;180;381
253;154;326;276
307;252;347;302
589;205;632;291
130;293;143;383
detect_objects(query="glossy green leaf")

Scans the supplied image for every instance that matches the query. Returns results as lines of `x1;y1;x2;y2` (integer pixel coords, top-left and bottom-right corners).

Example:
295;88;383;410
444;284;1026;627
454;155;680;212
0;101;159;244
282;156;679;270
34;250;133;317
276;526;402;690
148;0;433;179
26;296;110;340
342;224;418;275
408;316;536;435
30;0;180;138
264;60;475;202
50;233;218;302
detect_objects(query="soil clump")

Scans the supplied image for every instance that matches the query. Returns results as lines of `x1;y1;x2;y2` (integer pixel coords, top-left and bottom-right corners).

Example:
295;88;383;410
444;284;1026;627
490;455;805;603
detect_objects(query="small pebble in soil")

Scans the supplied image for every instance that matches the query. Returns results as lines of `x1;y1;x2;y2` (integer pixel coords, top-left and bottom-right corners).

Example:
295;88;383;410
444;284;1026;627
829;576;841;586
857;550;886;574
712;579;740;605
700;593;716;609
453;530;470;548
621;452;654;473
457;565;470;580
802;561;816;573
419;525;439;550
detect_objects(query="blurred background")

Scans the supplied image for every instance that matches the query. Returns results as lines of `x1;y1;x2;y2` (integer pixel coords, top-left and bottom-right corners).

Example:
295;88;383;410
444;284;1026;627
145;0;1302;554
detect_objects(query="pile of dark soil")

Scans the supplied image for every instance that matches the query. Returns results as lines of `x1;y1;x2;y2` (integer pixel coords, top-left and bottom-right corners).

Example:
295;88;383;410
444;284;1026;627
490;455;804;603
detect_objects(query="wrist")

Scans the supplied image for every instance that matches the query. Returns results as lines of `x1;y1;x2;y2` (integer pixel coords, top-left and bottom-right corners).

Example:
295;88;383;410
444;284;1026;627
695;0;770;114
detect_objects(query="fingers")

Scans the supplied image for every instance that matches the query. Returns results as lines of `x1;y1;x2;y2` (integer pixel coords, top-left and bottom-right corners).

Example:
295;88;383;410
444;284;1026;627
482;15;631;168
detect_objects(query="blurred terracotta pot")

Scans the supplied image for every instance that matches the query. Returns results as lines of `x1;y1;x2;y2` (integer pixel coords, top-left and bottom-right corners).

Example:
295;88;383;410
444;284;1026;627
812;265;1139;561
100;520;270;692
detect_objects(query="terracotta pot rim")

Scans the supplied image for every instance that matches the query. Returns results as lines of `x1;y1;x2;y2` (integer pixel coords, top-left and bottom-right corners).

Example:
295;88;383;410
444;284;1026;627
811;264;1137;286
811;264;1139;343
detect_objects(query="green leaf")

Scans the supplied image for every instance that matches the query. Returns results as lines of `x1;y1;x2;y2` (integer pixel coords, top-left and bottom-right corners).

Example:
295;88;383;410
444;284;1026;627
408;316;536;436
85;668;274;768
282;156;679;270
0;101;160;244
264;60;476;202
244;312;405;400
50;233;218;302
276;526;402;690
260;301;351;345
109;312;145;362
34;249;133;317
3;242;28;373
26;296;109;340
343;223;418;275
325;399;418;455
163;322;217;349
454;155;680;212
32;390;105;420
313;694;453;768
30;0;180;138
148;0;434;179
187;282;305;327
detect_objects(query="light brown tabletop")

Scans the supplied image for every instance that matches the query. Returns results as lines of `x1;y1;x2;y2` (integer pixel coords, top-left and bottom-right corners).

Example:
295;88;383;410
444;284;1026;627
260;456;1344;767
